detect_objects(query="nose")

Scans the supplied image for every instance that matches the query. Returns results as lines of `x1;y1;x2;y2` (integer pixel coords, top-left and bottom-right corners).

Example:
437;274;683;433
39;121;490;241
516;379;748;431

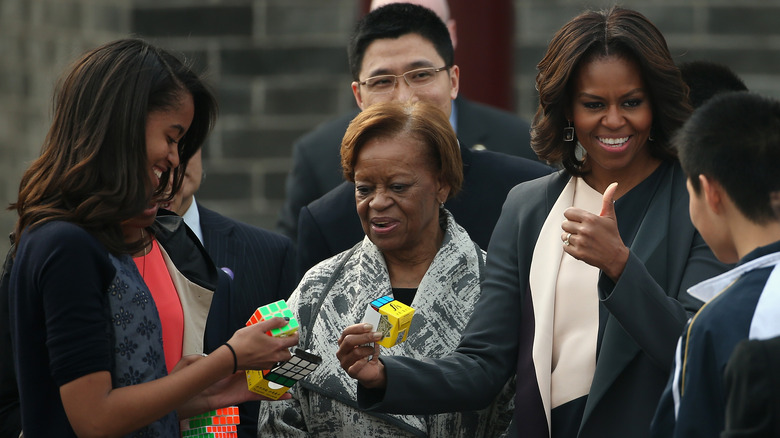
369;188;393;210
602;105;625;130
390;78;417;103
168;142;180;169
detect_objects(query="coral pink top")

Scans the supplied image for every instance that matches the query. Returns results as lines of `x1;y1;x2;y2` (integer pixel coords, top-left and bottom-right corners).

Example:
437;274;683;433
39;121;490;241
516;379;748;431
134;239;183;373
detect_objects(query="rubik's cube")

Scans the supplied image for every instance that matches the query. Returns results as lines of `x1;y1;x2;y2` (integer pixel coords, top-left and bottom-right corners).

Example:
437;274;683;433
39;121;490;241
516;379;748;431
362;295;415;348
245;299;299;337
180;406;239;437
246;348;322;399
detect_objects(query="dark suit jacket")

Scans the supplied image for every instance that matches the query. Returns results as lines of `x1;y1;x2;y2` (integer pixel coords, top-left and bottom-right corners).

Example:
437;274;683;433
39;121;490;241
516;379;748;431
0;244;20;438
198;203;297;337
358;163;729;438
722;336;780;438
295;147;553;276
277;97;536;242
195;204;298;438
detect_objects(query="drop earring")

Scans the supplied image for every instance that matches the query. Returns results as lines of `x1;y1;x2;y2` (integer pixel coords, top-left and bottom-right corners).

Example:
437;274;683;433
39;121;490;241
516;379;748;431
563;121;575;142
575;142;587;161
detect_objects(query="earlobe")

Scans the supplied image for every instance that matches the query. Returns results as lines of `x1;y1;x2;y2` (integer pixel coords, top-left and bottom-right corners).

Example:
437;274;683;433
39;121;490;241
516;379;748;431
700;174;723;214
438;182;451;205
351;82;364;110
449;65;460;100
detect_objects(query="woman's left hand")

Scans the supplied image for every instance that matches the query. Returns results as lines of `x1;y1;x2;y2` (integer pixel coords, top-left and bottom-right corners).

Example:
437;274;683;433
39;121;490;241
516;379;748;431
561;182;629;282
175;353;289;419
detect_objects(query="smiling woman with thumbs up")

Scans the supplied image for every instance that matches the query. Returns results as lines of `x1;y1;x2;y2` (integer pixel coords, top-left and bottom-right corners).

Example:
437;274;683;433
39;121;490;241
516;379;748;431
336;7;731;438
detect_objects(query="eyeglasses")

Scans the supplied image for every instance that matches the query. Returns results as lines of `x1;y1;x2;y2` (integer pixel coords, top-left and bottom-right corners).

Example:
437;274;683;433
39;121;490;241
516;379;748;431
358;66;449;95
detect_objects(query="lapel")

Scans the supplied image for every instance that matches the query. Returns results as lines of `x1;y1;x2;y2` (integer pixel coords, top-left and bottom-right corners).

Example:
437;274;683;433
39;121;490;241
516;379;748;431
453;98;486;149
198;204;243;272
581;165;674;424
457;142;473;180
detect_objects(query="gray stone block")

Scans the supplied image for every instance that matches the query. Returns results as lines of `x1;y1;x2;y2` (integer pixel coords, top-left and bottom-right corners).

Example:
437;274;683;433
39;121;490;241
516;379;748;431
197;171;252;200
132;6;252;37
222;128;303;159
221;47;348;76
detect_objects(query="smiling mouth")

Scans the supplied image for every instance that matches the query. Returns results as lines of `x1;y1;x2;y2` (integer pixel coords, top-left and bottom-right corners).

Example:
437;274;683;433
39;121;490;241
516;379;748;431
598;136;630;148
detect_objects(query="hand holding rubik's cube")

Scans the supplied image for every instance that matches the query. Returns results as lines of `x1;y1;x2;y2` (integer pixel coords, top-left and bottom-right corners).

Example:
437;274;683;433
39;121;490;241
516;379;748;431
244;300;321;400
245;299;300;337
362;295;415;348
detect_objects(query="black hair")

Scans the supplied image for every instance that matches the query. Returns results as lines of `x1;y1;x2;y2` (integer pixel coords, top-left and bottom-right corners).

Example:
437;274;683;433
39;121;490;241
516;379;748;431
12;38;217;254
348;3;453;80
532;7;690;174
677;91;780;224
679;61;747;108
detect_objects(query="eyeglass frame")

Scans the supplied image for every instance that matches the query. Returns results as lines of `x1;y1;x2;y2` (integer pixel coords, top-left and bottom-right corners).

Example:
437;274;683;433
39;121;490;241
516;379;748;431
357;66;450;94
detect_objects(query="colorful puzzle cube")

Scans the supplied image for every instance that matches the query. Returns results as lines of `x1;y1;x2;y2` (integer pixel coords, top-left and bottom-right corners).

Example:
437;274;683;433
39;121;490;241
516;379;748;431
246;348;322;400
245;299;299;337
180;406;239;437
362;295;415;348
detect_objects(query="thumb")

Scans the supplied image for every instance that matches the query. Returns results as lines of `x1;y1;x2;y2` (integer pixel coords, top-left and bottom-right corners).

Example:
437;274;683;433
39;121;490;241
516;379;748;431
255;316;291;332
599;182;619;217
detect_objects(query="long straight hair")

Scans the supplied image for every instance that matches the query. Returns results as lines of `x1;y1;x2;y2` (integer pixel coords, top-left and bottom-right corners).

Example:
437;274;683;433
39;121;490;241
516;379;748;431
11;38;217;254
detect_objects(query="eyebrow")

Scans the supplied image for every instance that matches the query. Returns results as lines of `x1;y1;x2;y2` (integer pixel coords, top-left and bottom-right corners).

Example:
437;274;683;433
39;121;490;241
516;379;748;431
365;60;438;78
171;124;186;135
577;88;645;100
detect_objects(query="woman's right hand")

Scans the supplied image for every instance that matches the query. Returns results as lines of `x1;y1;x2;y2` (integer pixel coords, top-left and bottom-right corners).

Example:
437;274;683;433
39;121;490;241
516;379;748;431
336;323;387;389
226;317;299;371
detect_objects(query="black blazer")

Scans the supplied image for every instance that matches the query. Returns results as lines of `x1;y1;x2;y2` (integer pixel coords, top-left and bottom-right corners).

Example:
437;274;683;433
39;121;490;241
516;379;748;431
198;203;297;337
195;204;297;438
295;147;553;276
277;97;537;242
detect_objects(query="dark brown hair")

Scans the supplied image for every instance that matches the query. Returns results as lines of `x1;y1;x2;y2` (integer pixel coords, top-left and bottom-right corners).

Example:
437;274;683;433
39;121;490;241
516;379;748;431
532;6;691;175
11;38;217;254
341;101;463;198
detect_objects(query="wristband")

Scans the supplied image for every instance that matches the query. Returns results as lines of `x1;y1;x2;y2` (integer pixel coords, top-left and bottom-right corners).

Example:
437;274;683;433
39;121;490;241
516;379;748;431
223;342;238;374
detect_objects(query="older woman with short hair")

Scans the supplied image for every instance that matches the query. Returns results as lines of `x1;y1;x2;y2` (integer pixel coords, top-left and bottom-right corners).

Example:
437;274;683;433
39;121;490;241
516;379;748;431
257;100;513;437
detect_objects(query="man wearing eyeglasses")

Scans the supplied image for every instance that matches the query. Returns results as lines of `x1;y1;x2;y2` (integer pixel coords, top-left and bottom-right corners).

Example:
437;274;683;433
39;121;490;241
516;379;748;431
277;0;544;250
287;2;553;278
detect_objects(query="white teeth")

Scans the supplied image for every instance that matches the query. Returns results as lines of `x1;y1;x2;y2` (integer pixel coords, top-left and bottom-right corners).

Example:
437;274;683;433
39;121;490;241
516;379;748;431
599;137;629;145
153;168;163;180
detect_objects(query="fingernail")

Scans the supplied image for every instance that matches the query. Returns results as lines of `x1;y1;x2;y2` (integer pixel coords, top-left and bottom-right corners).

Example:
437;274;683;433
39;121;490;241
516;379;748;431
372;332;383;341
284;317;290;321
363;323;373;331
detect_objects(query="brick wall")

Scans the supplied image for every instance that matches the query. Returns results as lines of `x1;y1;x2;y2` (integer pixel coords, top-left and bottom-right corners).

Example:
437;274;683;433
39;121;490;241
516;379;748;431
514;0;780;118
130;0;358;231
0;0;130;256
2;0;780;257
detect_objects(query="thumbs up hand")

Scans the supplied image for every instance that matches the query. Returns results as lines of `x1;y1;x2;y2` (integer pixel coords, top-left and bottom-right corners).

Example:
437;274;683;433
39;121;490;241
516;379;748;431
561;182;629;282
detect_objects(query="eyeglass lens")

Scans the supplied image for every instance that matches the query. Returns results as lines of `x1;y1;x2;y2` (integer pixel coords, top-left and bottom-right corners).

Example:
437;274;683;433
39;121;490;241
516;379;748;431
363;67;443;94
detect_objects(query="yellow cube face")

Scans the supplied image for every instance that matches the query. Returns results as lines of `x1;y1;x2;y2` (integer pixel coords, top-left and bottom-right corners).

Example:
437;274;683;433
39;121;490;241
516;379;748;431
363;296;415;348
245;370;289;400
245;349;322;400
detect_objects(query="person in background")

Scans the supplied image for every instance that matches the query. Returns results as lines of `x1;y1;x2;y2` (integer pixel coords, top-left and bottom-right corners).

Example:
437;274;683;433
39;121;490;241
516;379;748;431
258;100;514;437
650;92;780;438
337;7;728;438
678;60;748;108
722;335;780;438
294;3;552;277
7;38;297;437
276;0;540;244
167;147;298;438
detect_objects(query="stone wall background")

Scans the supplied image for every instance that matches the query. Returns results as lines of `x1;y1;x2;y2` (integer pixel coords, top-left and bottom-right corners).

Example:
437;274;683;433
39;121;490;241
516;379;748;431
2;0;779;257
